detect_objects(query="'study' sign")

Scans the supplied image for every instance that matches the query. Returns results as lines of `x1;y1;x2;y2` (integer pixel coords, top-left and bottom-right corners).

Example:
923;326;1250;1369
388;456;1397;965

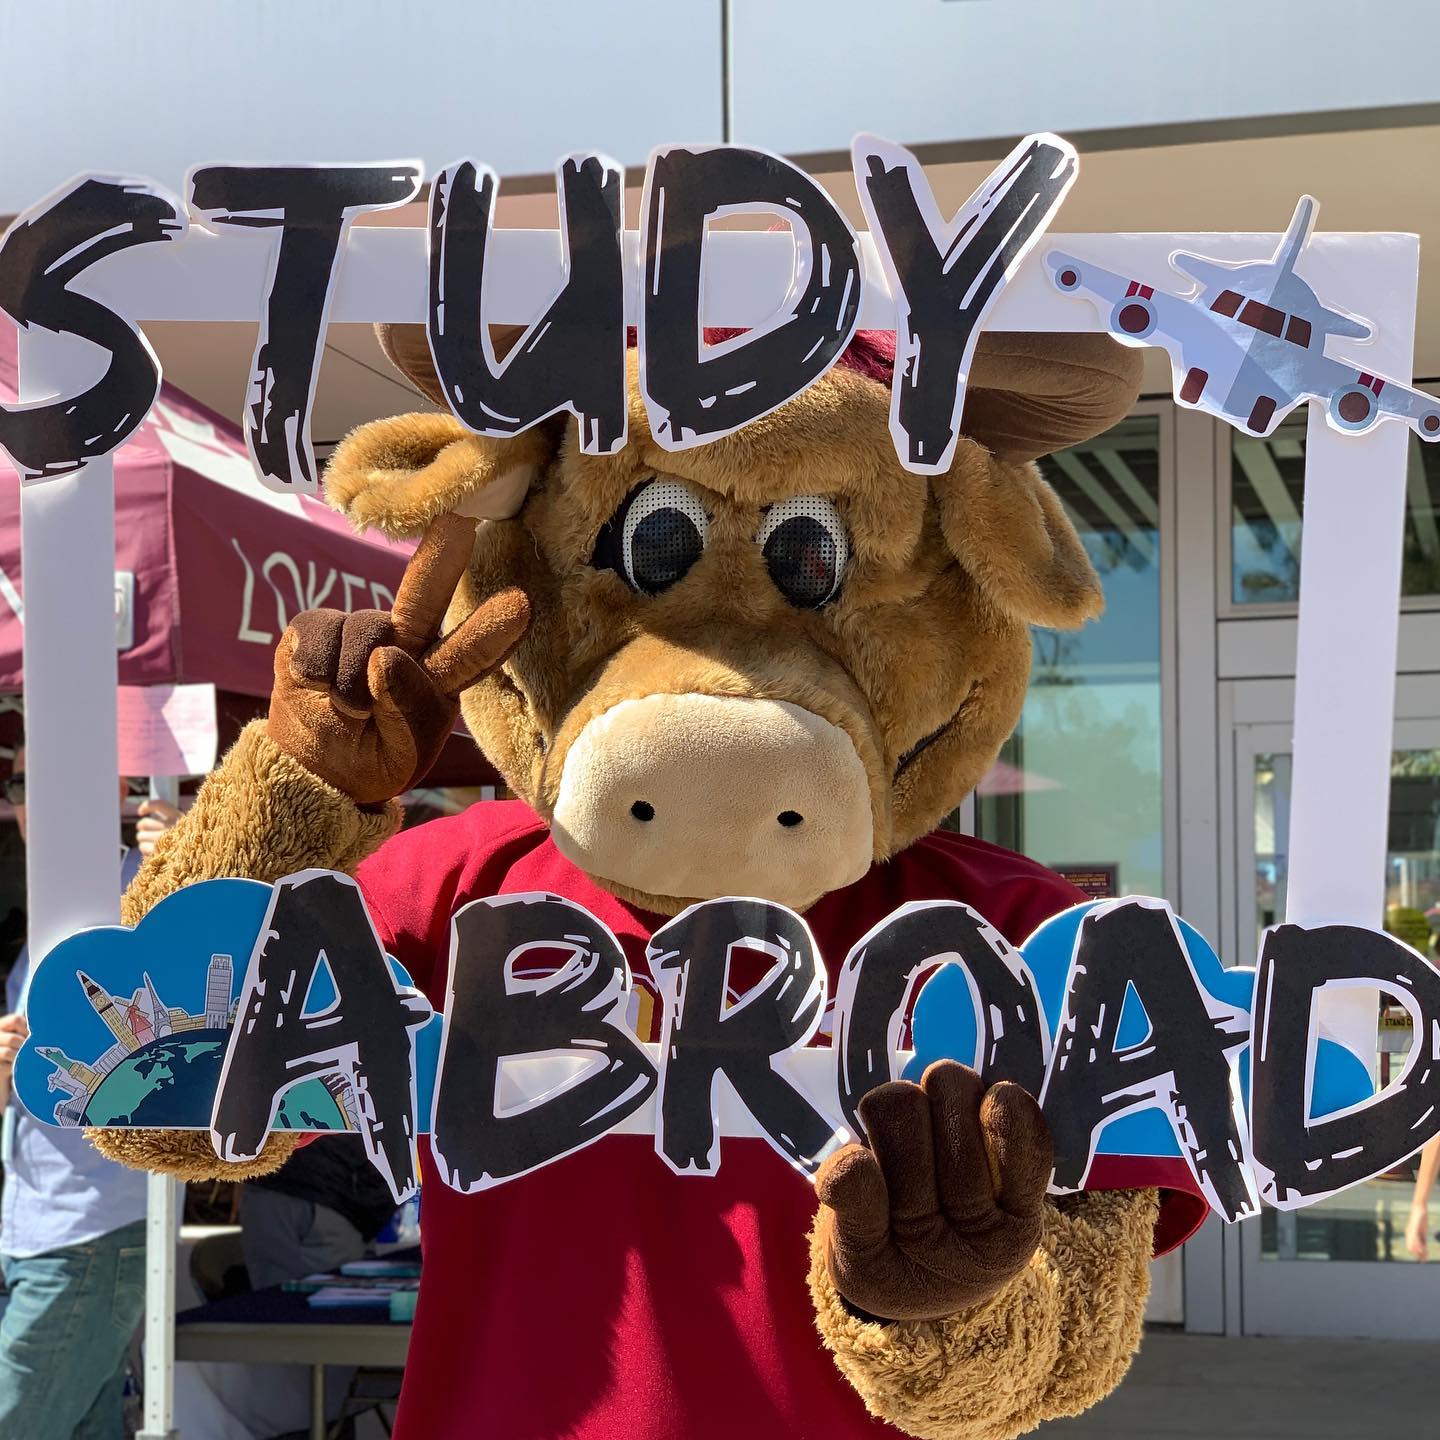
0;135;1079;491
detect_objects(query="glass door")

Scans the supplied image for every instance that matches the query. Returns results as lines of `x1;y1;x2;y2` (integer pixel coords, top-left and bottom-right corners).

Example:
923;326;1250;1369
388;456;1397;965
974;408;1172;901
971;405;1184;1324
1233;716;1440;1338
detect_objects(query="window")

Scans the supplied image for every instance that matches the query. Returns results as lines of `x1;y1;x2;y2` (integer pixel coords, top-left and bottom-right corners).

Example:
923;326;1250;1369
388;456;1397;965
975;414;1164;899
1230;395;1440;604
1255;746;1440;1261
1211;289;1242;317
1240;299;1285;337
1285;315;1312;349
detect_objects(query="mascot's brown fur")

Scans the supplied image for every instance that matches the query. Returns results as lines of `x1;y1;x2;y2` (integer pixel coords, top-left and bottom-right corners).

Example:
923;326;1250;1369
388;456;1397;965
94;327;1162;1439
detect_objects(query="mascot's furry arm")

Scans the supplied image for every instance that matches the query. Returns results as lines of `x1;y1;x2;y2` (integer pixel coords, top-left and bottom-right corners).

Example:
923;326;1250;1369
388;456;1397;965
798;1058;1157;1439
87;722;404;1178
89;515;529;1181
123;725;404;921
809;1188;1156;1439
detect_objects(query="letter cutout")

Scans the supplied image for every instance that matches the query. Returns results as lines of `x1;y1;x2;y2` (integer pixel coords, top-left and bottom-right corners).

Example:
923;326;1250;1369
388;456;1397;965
211;870;431;1201
429;893;657;1192
854;132;1077;474
0;175;186;477
1040;897;1258;1221
428;156;627;454
187;163;422;493
833;899;1049;1138
650;897;846;1175
639;145;862;448
1251;922;1440;1207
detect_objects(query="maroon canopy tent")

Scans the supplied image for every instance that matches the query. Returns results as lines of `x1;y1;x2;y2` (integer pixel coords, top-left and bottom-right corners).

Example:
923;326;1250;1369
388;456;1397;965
0;322;494;784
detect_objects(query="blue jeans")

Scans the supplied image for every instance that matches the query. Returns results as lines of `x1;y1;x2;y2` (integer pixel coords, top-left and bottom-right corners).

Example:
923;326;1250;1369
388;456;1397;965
0;1219;146;1440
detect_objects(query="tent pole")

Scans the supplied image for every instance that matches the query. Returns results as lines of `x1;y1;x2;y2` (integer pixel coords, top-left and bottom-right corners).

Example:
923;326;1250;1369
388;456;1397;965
15;324;179;1437
140;1172;178;1439
140;776;182;1440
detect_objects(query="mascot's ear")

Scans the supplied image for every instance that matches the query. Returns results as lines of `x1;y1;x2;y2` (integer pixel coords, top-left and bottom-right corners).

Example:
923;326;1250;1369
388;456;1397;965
325;322;562;540
928;331;1142;629
930;447;1103;630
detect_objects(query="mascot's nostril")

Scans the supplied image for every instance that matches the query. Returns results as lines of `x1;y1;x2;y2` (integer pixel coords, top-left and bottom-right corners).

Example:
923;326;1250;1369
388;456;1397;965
631;800;656;823
777;810;804;828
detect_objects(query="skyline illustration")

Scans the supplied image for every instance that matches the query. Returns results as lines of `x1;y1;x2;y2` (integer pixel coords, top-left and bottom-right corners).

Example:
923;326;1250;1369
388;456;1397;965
15;876;417;1136
37;955;238;1124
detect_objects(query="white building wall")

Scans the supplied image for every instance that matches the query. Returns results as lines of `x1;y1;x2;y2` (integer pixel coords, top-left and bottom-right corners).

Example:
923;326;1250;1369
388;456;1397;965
0;0;723;211
730;0;1440;154
3;1;1438;215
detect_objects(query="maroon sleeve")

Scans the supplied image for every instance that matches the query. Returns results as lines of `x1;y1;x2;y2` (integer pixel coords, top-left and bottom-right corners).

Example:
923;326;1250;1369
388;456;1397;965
1006;875;1090;944
354;802;551;1004
355;823;466;1002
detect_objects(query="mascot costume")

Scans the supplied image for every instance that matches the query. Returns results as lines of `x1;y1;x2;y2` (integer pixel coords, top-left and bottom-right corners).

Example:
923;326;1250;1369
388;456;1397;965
93;323;1208;1438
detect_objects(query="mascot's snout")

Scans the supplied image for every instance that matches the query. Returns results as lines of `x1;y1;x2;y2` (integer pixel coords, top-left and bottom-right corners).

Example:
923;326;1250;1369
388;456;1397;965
551;692;873;909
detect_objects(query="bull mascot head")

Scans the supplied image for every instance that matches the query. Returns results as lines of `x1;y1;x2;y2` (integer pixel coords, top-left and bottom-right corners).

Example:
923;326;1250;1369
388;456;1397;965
325;326;1140;915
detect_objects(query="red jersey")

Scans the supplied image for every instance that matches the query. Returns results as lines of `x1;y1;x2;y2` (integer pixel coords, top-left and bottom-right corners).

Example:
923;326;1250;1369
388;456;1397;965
356;801;1204;1440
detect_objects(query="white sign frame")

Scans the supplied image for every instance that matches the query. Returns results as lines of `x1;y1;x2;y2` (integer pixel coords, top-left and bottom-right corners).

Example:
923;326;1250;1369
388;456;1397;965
11;213;1418;1439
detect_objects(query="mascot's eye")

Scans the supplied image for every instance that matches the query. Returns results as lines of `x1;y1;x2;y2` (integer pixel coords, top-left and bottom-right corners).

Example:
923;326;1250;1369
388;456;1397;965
756;496;849;608
592;478;709;595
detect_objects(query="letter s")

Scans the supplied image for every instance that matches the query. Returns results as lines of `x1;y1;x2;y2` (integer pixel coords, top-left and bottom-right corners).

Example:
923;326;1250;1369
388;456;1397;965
0;175;186;477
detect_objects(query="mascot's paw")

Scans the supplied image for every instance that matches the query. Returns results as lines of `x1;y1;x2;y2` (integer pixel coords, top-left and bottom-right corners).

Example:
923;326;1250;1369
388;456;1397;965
815;1059;1053;1322
86;1127;302;1182
266;512;530;808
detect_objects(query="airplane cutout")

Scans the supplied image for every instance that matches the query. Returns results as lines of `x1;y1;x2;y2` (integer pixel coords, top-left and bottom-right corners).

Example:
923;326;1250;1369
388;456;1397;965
1047;196;1440;442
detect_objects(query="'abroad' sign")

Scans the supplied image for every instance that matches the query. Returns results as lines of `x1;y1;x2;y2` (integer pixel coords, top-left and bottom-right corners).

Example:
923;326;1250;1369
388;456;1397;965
15;869;1430;1222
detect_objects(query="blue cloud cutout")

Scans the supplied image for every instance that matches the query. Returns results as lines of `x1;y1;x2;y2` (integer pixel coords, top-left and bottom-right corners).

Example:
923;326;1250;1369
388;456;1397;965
905;899;1372;1159
16;878;442;1133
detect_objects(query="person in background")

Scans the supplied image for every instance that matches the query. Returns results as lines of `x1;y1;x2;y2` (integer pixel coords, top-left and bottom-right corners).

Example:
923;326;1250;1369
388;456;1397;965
135;796;183;857
0;746;181;1440
1406;1134;1440;1259
239;1136;399;1290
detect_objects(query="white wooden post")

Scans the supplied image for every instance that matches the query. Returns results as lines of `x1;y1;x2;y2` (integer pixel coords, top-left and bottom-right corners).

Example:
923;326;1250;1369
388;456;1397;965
1285;241;1419;1073
15;325;163;1435
141;776;183;1440
16;328;179;1438
15;329;121;963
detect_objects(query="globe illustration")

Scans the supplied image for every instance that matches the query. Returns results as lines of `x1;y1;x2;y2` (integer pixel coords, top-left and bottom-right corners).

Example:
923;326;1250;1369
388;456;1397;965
82;1031;349;1131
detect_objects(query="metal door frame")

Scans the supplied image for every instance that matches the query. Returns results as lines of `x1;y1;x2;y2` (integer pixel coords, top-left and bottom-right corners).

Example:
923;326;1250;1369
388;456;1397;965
1223;686;1440;1337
